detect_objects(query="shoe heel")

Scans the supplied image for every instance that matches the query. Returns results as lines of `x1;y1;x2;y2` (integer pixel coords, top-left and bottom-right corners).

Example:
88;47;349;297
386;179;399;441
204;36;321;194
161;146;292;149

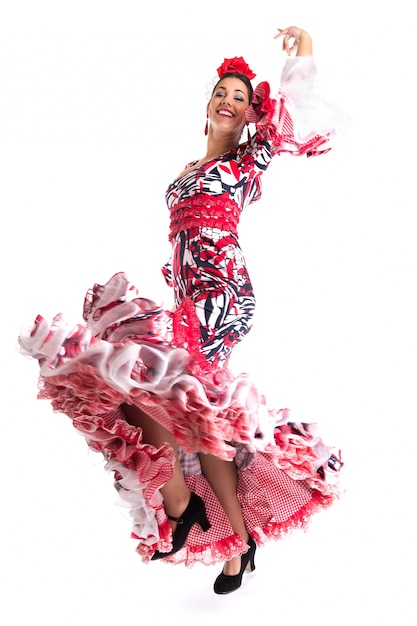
244;536;256;572
196;503;211;532
245;553;256;572
199;514;211;532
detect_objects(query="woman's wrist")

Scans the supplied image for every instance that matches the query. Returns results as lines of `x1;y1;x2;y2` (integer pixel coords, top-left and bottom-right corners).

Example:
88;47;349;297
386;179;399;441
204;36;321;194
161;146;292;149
296;31;313;56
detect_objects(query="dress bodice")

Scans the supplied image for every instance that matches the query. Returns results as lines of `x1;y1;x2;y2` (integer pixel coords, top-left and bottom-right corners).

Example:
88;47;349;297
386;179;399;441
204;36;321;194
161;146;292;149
165;55;344;241
165;142;270;240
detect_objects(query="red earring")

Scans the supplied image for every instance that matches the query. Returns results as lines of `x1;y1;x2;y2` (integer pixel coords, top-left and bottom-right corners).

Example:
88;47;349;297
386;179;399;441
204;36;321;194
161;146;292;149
204;118;209;136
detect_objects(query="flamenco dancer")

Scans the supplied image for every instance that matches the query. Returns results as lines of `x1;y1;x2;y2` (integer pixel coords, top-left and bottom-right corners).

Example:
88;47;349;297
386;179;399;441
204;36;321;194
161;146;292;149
19;26;344;595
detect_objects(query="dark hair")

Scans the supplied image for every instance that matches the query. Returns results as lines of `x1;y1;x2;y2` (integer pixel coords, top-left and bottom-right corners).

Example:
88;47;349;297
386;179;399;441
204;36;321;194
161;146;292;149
212;72;253;104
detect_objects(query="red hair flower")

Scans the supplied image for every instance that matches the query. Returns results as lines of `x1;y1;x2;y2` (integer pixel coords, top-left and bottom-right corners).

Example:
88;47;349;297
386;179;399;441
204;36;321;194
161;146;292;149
217;56;256;80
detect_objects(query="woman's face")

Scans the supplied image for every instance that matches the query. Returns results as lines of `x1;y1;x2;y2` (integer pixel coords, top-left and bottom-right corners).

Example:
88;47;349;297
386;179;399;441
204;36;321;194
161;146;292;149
207;77;249;135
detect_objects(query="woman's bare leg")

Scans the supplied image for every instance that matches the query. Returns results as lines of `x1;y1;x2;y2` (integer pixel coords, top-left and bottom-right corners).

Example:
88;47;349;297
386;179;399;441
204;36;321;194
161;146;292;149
122;403;191;527
123;404;249;570
198;453;249;575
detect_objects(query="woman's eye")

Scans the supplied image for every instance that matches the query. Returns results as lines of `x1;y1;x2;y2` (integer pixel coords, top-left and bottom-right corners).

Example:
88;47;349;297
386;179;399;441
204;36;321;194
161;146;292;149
214;91;245;103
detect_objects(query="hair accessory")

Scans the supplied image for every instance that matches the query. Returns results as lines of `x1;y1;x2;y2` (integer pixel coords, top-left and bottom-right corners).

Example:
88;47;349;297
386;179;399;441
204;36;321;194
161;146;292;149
217;57;256;80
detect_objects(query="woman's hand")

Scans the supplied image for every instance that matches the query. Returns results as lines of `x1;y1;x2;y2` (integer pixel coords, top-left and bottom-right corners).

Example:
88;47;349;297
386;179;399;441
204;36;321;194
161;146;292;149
274;26;313;56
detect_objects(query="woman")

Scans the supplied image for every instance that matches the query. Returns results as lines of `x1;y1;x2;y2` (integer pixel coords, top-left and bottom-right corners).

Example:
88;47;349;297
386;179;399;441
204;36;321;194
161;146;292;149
19;26;344;595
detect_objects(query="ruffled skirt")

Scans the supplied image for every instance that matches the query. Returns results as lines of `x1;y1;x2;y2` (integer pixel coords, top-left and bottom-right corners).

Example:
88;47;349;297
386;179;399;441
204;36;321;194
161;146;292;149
18;272;343;567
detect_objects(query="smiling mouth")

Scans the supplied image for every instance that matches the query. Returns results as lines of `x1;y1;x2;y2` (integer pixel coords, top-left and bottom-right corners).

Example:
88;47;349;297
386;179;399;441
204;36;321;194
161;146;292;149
217;108;234;118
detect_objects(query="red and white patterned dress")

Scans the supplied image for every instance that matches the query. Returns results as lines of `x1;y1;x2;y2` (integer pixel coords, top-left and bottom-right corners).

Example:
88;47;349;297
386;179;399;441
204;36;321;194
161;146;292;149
18;55;344;567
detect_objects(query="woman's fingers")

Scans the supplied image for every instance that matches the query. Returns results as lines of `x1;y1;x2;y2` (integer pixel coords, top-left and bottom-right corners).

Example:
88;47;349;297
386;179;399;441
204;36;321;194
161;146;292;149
274;27;302;54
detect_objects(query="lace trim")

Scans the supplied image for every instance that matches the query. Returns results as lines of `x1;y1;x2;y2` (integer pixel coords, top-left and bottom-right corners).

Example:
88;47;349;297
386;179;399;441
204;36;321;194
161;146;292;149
172;297;211;372
169;195;240;241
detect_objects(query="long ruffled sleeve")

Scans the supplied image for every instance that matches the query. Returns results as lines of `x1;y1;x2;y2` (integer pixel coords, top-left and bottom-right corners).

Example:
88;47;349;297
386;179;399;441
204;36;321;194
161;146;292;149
245;55;345;157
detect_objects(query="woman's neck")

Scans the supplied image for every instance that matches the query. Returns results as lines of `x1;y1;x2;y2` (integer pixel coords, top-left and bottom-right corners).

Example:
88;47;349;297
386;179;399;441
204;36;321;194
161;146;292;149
203;132;240;161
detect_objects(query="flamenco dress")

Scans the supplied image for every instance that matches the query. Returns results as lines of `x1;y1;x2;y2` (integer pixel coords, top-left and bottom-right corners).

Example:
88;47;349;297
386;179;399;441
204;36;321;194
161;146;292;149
18;55;344;567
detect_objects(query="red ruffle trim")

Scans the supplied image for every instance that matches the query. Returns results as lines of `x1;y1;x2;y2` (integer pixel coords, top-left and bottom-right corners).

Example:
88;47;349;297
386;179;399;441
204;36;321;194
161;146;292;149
37;357;260;462
169;194;240;242
137;484;336;567
245;80;331;158
172;296;211;373
245;81;277;132
19;271;344;566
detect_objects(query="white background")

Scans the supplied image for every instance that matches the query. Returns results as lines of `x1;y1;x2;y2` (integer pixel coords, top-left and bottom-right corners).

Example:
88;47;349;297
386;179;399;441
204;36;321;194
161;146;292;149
1;1;416;624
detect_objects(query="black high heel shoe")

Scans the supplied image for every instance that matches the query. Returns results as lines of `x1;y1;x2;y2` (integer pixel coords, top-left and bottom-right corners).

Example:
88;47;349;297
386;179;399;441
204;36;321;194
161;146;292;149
151;492;211;561
213;536;257;594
